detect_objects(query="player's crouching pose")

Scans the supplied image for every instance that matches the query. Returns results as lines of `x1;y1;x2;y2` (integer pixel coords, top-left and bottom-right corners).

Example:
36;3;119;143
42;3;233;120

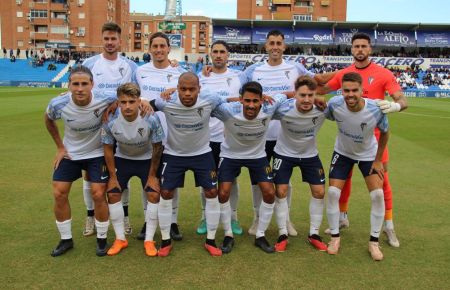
271;76;327;252
325;72;389;261
102;83;164;256
213;81;287;254
45;65;117;257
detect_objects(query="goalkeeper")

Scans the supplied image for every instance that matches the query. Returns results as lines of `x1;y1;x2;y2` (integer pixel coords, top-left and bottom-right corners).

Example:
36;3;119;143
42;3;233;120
317;32;407;248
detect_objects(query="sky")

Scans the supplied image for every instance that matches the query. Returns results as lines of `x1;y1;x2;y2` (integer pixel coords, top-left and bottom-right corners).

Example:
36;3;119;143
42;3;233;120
130;0;450;24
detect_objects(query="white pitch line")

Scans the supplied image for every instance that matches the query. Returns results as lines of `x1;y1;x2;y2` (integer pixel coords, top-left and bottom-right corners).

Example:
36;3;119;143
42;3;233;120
401;112;450;119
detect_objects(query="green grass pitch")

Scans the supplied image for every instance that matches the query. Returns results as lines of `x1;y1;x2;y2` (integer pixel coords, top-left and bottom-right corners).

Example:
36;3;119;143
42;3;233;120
0;87;449;289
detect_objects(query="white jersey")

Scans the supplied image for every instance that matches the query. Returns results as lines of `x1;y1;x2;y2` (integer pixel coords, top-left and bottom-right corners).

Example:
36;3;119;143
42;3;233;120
101;110;164;160
273;100;325;158
46;91;117;160
213;94;287;159
135;62;186;143
325;96;389;161
154;90;224;157
199;69;244;142
82;54;138;91
243;60;315;140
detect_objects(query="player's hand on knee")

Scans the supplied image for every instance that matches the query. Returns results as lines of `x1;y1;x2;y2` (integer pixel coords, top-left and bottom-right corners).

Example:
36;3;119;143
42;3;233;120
107;177;121;193
160;88;176;100
370;160;384;180
376;99;401;114
146;176;160;193
139;100;154;117
54;147;70;169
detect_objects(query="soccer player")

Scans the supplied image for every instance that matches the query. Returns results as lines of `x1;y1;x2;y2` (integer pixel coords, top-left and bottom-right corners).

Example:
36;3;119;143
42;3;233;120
325;72;389;261
45;65;117;257
196;40;243;236
271;76;327;252
319;33;407;247
151;72;224;256
213;81;286;254
136;32;187;241
81;22;139;237
102;83;164;256
242;30;335;237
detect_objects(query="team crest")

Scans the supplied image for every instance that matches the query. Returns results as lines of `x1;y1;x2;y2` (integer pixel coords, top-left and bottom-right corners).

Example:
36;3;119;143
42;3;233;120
226;78;232;86
138;128;144;137
312;117;318;125
167;74;173;82
360;122;367;131
94;109;101;118
265;166;272;175
261;118;267;126
368;76;374;84
285;71;290;79
197;108;204;117
119;67;125;77
210;170;217;179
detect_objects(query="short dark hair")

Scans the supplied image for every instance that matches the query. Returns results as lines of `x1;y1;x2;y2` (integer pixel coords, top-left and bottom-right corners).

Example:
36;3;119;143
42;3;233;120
102;22;121;34
240;81;263;97
295;76;318;91
149;32;170;46
266;29;285;40
351;32;371;45
211;40;230;52
117;83;140;98
179;72;200;85
342;72;362;85
69;65;93;82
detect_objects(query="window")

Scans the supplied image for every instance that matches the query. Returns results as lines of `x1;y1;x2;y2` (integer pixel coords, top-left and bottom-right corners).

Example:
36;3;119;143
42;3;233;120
294;0;310;6
79;42;85;47
78;0;85;4
77;27;85;36
134;22;141;30
293;14;312;21
30;10;48;18
256;0;263;6
18;40;24;47
50;26;68;34
17;26;24;32
134;42;141;49
317;16;328;21
255;14;263;20
144;24;149;33
17;11;23;17
135;33;141;39
78;12;85;19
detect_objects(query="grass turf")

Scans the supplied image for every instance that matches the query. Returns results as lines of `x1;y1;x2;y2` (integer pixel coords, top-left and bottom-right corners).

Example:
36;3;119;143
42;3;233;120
0;87;449;289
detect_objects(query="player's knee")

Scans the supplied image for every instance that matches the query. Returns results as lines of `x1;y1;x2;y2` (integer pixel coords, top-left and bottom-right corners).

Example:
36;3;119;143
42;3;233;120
218;190;230;203
328;186;341;202
53;190;69;203
160;189;173;200
262;189;275;204
91;191;107;203
312;189;325;199
148;191;160;203
107;192;121;204
204;188;217;199
370;188;384;202
275;185;288;198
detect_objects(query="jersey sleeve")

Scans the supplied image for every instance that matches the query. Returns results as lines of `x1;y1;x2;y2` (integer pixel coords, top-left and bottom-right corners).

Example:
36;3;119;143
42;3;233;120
272;98;292;120
242;63;260;83
294;62;315;78
46;94;70;120
203;90;226;109
324;96;340;120
272;93;288;110
377;113;389;133
147;115;165;143
385;72;402;95
101;123;115;145
211;103;232;122
154;97;167;111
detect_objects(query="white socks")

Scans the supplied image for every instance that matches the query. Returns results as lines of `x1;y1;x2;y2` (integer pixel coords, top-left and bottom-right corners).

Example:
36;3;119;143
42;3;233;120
108;201;125;240
199;188;206;220
251;184;262;221
56;219;72;240
370;189;385;238
83;180;94;211
230;181;240;221
158;197;172;240
205;197;220;240
256;201;274;238
327;186;341;236
275;197;288;236
172;188;179;224
220;201;233;236
145;201;159;241
310;197;324;236
95;219;109;239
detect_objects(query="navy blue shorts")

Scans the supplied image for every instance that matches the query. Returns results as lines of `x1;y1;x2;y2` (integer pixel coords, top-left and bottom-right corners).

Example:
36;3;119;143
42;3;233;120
265;140;277;162
272;153;325;185
159;152;217;191
218;157;273;185
53;157;108;183
329;151;375;180
114;157;157;193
